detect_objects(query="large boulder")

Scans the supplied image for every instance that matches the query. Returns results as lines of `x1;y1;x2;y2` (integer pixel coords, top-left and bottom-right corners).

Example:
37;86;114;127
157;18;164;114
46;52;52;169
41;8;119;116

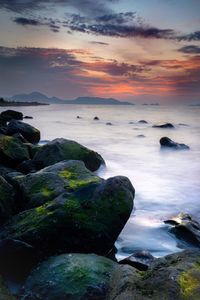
0;176;16;224
6;120;40;144
32;138;105;171
20;253;139;300
0;275;16;300
0;175;134;256
0;110;23;122
0;135;30;168
165;213;200;247
13;160;101;209
160;137;190;150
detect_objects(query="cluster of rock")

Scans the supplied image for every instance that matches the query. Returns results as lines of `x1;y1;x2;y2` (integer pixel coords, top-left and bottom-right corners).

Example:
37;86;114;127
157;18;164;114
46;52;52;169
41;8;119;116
0;109;199;299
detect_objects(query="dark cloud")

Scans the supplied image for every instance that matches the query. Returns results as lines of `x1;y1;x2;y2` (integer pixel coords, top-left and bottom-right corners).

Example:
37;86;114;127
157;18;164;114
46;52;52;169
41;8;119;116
13;17;41;26
90;41;109;45
0;0;116;16
178;31;200;41
64;13;175;39
178;45;200;54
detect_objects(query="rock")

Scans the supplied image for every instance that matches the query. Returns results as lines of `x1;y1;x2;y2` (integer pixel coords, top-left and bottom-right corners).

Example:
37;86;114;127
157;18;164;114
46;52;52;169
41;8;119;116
6;120;40;144
0;176;16;224
0;175;134;257
16;160;39;175
94;116;99;120
24;143;41;158
164;213;200;247
138;120;148;124
0;135;30;168
153;122;174;128
12;133;29;143
32;138;105;172
0;110;23;122
0;275;16;300
20;253;139;300
140;249;200;300
106;122;113;126
0;165;15;177
0;239;38;281
119;250;155;271
76;116;81;119
24;116;33;119
178;123;189;126
160;137;190;150
136;134;145;138
15;160;102;209
129;121;134;124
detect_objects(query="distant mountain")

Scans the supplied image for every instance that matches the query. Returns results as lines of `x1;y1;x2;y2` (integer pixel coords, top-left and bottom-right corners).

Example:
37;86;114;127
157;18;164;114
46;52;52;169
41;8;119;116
11;92;133;105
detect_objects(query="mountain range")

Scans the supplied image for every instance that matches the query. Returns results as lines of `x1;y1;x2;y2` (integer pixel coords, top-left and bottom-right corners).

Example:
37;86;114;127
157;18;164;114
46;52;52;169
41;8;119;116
10;92;133;105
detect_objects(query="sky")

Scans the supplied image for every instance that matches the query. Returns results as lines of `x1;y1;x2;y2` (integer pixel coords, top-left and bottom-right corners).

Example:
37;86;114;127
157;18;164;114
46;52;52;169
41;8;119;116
0;0;200;103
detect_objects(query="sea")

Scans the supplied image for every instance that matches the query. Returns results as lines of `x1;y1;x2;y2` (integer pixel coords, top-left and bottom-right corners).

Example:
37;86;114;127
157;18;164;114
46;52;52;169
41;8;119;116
1;104;200;259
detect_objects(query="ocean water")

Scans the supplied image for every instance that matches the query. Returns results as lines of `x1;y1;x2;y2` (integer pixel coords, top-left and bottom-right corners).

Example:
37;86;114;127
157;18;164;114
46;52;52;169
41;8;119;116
1;104;200;259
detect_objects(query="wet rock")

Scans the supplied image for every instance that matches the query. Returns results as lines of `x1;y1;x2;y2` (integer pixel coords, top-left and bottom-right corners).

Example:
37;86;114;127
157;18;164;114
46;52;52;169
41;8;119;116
76;116;81;119
153;123;174;128
164;213;200;247
24;116;33;119
0;175;134;257
119;250;155;271
0;275;16;300
32;138;105;172
0;110;23;122
138;120;148;124
160;137;190;150
136;134;145;138
94;116;99;120
6;120;40;144
106;122;113;126
20;253;139;300
0;165;15;177
0;176;16;224
0;135;30;168
0;239;38;281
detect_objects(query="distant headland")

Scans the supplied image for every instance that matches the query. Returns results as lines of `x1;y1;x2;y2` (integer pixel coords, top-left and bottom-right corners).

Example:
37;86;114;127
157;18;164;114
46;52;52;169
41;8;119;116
9;92;133;105
0;97;48;107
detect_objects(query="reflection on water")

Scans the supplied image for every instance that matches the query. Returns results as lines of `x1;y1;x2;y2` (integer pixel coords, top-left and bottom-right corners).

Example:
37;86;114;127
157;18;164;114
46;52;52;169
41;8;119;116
1;104;200;258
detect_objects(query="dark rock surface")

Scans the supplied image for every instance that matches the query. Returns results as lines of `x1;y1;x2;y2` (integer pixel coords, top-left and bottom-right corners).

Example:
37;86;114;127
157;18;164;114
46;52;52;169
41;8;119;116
119;250;155;271
0;110;23;122
6;120;40;144
153;123;174;128
94;116;99;120
165;213;200;247
32;138;105;172
0;176;16;224
138;120;148;124
160;137;190;150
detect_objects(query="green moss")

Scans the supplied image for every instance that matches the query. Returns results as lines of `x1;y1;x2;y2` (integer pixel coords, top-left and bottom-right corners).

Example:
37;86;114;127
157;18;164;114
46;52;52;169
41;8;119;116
59;169;100;190
179;262;200;299
41;187;54;197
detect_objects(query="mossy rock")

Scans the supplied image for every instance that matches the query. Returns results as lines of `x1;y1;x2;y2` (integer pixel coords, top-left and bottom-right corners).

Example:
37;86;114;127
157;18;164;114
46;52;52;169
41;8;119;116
139;249;200;300
32;138;105;171
6;120;40;144
13;160;102;209
0;176;134;256
20;253;139;300
0;135;30;168
0;176;16;224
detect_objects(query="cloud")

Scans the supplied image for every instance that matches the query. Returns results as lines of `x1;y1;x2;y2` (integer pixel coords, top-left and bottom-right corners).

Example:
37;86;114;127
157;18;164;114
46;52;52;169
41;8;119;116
64;12;175;39
178;45;200;54
13;17;42;26
0;0;116;15
0;46;200;101
178;31;200;41
89;41;109;45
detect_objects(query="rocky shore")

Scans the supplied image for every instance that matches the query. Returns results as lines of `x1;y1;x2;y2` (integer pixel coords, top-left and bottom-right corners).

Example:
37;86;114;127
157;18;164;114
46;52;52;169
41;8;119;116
0;109;199;299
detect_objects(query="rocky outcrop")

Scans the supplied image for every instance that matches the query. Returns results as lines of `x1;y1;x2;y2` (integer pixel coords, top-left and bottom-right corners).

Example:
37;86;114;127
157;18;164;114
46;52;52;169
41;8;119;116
119;250;155;271
0;176;16;224
160;137;190;150
165;213;200;247
0;110;23;122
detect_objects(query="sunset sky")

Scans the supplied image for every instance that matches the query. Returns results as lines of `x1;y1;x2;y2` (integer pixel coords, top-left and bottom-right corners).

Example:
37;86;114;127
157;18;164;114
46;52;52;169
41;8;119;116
0;0;200;103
